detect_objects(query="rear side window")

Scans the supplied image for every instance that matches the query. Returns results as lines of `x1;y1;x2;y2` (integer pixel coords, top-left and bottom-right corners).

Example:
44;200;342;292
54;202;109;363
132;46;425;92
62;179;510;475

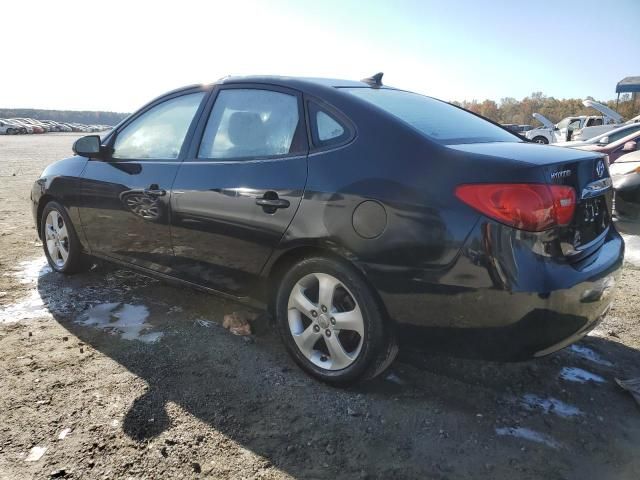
344;88;518;145
199;89;302;159
318;111;344;141
112;92;205;160
308;102;351;148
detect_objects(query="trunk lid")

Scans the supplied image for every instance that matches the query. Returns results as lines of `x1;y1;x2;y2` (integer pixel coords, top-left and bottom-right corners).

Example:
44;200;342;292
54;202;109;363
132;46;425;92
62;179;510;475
582;100;623;124
448;142;612;259
543;153;612;257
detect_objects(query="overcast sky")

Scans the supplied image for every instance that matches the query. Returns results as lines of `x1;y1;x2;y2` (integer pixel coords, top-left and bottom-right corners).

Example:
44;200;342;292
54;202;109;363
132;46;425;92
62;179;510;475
3;0;639;112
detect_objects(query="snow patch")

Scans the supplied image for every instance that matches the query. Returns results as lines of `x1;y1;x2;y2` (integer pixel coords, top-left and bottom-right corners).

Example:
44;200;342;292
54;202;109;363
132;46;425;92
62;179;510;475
621;233;640;268
569;344;613;367
15;257;52;284
519;394;583;418
496;427;562;449
24;446;47;462
0;256;52;323
75;302;163;343
0;290;50;323
560;367;605;384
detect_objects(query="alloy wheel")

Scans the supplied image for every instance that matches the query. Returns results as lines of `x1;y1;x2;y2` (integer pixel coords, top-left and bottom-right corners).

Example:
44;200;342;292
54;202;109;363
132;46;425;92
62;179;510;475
287;273;364;370
45;210;70;268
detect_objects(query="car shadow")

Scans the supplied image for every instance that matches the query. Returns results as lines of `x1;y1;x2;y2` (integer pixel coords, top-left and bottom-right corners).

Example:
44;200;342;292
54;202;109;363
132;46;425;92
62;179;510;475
35;262;640;478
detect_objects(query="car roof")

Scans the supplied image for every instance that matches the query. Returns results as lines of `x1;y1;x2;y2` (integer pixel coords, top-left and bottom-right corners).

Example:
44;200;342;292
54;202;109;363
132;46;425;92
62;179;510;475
165;76;382;99
219;75;371;89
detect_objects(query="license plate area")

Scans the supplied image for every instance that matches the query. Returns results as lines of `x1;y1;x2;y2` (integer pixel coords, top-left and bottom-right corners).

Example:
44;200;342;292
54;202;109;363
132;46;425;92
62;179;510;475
573;195;610;248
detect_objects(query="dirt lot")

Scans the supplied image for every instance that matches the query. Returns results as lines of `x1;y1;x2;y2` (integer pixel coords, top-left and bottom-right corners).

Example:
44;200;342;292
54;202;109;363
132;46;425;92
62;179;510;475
1;133;640;480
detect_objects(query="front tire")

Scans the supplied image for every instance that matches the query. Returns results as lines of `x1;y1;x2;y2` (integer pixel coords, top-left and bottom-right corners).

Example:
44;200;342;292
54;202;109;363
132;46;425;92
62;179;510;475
41;201;88;274
532;136;549;144
275;257;398;386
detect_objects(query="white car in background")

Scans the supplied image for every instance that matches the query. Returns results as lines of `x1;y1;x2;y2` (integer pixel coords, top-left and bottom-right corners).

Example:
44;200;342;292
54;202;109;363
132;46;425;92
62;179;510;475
572;100;624;141
561;122;640;148
525;100;623;144
0;119;20;134
7;119;34;134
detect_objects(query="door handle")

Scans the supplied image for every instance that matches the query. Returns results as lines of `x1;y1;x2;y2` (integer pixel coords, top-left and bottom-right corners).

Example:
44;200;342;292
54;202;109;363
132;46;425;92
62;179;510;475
144;184;167;197
256;198;290;208
256;192;290;211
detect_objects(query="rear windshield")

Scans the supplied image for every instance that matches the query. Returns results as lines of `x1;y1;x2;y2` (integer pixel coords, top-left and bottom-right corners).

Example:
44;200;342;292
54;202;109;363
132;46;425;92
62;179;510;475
343;88;519;145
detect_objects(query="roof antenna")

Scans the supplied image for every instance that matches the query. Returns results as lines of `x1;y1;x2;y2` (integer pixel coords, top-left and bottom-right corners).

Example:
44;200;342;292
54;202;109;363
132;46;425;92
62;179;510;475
361;72;384;88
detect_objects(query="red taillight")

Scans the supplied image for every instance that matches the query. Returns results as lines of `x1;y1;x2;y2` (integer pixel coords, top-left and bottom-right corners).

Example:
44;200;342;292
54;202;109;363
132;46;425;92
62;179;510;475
455;183;576;232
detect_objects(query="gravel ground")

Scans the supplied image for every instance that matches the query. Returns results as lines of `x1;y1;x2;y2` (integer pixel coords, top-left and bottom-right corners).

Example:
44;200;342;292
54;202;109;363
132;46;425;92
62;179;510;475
1;133;640;480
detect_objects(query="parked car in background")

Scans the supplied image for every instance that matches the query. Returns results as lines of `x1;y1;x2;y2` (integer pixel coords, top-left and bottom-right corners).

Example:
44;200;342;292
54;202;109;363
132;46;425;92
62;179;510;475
573;130;640;164
611;151;640;219
31;74;623;385
562;122;640;148
15;118;47;133
0;118;111;135
0;119;20;134
502;124;533;135
525;100;623;144
572;100;624;141
41;120;63;132
6;119;29;134
526;114;612;144
8;119;35;134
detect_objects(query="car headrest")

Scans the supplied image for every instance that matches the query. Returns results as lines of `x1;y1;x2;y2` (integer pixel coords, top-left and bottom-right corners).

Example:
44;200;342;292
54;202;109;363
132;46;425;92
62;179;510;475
228;111;266;150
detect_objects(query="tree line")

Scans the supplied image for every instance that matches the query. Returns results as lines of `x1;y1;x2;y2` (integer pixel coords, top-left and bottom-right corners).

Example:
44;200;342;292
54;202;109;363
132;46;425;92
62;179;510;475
2;93;639;128
0;108;129;126
451;92;640;126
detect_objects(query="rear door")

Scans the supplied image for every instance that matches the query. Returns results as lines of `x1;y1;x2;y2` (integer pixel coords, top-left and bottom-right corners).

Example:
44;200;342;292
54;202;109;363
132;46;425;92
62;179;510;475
169;84;308;296
77;89;208;271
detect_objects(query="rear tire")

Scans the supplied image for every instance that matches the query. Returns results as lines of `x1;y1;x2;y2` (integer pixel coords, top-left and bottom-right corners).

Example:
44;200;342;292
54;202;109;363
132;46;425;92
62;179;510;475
532;136;549;144
41;201;89;274
275;256;398;386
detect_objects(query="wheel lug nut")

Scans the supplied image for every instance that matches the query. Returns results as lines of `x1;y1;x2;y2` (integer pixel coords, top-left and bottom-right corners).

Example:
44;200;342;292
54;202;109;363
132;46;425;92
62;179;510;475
330;317;336;325
325;330;331;337
321;305;327;313
311;310;317;318
313;325;320;332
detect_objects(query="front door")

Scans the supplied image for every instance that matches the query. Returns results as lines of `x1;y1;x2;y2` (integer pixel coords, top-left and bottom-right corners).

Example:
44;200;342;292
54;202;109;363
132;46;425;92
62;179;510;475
77;90;207;272
169;85;308;296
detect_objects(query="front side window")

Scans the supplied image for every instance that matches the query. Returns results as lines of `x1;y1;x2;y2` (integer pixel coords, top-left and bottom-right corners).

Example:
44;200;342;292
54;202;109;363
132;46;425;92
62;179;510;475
199;89;301;159
344;88;518;145
112;92;205;160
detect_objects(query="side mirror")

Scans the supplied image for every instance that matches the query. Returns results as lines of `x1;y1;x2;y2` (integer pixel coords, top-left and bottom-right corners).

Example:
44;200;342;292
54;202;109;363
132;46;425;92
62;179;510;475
599;136;609;145
72;135;102;158
622;141;637;152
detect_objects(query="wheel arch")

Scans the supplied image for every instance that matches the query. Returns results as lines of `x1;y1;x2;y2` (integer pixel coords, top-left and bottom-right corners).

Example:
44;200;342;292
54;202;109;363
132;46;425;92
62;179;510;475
36;194;57;239
263;244;393;325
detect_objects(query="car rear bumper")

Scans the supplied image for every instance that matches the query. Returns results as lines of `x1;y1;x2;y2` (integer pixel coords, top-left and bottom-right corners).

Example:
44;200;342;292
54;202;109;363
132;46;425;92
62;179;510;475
366;222;624;360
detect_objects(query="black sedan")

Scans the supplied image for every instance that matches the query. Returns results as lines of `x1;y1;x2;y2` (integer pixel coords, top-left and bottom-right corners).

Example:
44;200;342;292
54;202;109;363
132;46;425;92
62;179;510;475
31;74;624;385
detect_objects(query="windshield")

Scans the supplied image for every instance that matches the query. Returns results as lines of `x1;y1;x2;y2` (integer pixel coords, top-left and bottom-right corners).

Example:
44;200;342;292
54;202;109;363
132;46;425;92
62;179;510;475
344;88;519;145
